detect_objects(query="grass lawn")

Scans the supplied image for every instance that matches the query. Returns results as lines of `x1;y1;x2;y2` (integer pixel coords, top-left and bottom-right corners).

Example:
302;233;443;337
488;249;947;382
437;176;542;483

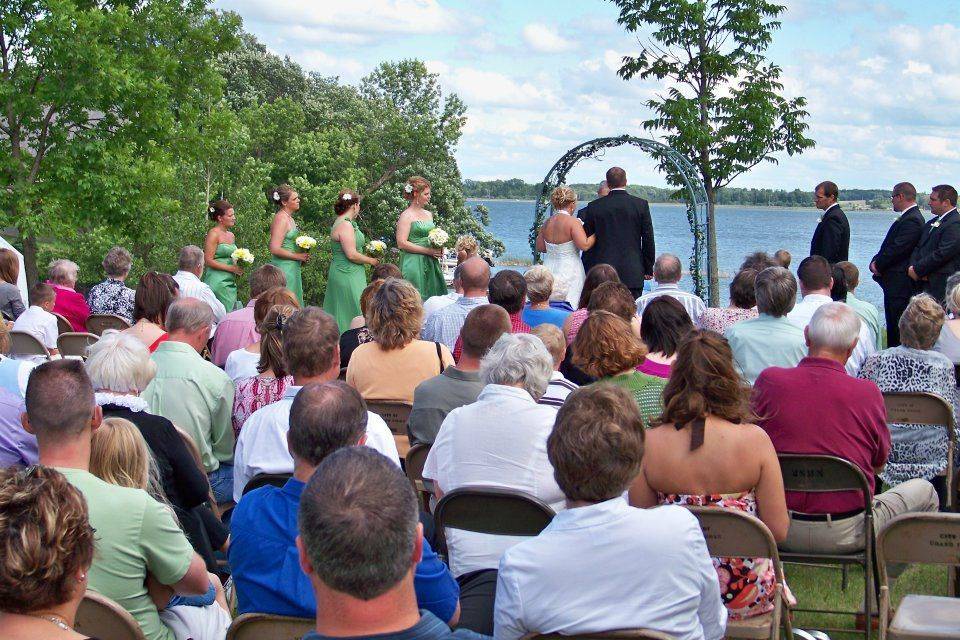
785;562;950;635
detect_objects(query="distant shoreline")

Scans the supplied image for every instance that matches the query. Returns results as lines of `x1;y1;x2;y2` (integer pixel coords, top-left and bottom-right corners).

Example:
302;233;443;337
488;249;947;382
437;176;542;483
467;198;892;214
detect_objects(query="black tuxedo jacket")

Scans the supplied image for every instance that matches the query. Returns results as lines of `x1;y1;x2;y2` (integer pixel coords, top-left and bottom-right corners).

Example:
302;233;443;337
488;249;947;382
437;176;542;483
871;205;925;298
810;204;850;263
910;208;960;302
580;190;655;288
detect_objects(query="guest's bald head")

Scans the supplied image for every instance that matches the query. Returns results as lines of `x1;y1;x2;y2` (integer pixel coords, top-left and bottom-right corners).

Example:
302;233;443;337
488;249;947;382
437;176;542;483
459;256;491;294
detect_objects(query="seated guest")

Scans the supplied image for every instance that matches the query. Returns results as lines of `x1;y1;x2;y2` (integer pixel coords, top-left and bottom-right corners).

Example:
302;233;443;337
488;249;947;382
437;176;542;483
698;268;759;334
408;305;510;446
87;246;137;323
562;263;620;344
0;466;96;640
858;295;957;502
143;298;235;503
531;324;577;408
788;255;875;375
424;333;563;634
934;281;960;362
230;381;460;624
0;247;25;320
630;330;790;620
638;296;693;379
297;447;486;640
495;385;726;640
754;302;938;566
421;257;490;350
740;251;779;272
423;266;462;322
232;305;297;438
574;311;664;424
210;264;286;367
774;249;791;269
348;264;404;330
489;269;531;333
836;261;884;349
47;259;90;332
173;245;226;326
0;324;38;467
348;279;454;404
233;307;399;502
12;283;60;357
635;253;706;326
830;263;848;302
455;234;480;264
124;272;178;353
522;266;570;329
24;360;226;640
224;288;300;382
726;266;805;384
339;279;384;370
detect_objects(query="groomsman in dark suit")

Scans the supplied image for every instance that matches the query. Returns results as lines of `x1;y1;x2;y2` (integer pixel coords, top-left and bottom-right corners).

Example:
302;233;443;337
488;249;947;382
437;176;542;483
810;180;850;263
909;184;960;303
870;182;924;346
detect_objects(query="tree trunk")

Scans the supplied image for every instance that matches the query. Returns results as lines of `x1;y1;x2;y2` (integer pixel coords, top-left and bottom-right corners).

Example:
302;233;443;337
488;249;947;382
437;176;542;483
706;195;719;306
22;233;39;288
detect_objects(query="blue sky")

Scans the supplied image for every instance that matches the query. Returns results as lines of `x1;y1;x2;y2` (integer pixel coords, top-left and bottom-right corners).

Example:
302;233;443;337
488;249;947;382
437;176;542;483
215;0;960;191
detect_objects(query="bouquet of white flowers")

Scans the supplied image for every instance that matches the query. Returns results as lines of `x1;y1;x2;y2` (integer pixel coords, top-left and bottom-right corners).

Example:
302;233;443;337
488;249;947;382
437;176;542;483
427;227;449;248
295;235;317;250
366;240;387;258
231;248;255;265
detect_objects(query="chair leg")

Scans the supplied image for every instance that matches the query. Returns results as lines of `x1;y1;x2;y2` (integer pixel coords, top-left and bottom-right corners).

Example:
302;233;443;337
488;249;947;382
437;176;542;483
842;564;849;591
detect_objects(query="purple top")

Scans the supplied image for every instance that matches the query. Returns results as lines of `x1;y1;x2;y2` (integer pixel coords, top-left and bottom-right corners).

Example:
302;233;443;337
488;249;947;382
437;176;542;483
637;359;671;379
211;300;257;367
0;385;35;468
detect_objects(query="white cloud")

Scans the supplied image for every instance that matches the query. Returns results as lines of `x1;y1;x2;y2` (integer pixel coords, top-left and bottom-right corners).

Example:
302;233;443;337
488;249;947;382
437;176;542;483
521;23;577;53
903;60;933;76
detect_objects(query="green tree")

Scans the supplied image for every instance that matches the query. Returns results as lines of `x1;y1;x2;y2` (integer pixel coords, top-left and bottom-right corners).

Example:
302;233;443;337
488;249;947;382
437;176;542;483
611;0;814;303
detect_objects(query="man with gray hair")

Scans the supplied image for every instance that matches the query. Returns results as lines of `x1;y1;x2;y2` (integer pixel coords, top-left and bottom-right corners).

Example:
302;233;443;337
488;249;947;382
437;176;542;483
143;297;236;501
634;253;706;325
174;244;226;326
752;302;938;565
726;266;806;384
423;332;564;634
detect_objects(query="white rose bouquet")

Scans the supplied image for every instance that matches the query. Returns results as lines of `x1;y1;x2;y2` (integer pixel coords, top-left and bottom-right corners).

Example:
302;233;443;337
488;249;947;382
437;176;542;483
427;227;449;248
295;235;317;250
366;240;387;258
231;248;255;265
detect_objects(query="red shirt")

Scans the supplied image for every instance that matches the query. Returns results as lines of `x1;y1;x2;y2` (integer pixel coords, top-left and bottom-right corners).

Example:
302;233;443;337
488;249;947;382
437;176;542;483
452;311;531;361
752;356;890;514
50;282;91;332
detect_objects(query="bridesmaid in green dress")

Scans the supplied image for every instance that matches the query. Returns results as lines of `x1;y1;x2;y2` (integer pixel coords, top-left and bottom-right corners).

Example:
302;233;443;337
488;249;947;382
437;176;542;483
202;199;242;311
396;175;447;299
268;184;310;305
323;190;379;333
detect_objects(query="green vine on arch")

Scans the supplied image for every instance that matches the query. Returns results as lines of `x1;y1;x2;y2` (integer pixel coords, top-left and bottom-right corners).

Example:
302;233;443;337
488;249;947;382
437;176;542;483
530;135;710;301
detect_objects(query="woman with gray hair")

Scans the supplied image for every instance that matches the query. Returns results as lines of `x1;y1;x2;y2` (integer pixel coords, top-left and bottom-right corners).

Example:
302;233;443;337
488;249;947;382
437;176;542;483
522;265;571;329
87;246;136;323
934;278;960;363
47;258;90;331
859;294;959;498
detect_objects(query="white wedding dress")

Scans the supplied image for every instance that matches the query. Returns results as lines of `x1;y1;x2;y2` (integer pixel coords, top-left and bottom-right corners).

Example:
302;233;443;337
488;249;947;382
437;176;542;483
542;214;586;308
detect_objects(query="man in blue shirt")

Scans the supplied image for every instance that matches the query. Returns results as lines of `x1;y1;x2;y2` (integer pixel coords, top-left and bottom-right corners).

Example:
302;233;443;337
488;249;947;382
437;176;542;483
229;381;461;625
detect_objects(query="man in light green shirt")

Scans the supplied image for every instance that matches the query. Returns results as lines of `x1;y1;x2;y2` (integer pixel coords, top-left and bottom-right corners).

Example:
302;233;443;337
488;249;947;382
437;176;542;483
726;266;806;384
837;261;885;350
143;297;235;501
23;359;217;640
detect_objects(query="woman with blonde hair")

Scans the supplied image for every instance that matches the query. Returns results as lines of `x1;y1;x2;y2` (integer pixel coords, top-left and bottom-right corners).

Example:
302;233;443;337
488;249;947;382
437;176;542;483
535;185;596;307
396;176;447;300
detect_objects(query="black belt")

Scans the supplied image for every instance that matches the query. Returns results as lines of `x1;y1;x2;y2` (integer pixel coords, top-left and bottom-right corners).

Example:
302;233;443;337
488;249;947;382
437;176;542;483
790;508;864;522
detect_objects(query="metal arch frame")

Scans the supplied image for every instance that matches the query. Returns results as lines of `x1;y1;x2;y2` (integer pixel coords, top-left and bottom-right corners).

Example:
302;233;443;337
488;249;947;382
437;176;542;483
530;135;710;301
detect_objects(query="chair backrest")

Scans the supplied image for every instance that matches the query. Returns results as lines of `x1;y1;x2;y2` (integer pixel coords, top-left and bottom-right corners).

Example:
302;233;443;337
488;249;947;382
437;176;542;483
434;486;556;536
57;331;99;358
243;472;293;496
226;613;314;640
87;313;132;335
532;630;678;640
883;391;955;429
75;590;147;640
404;443;431;489
366;401;412;435
52;312;72;335
685;505;785;582
777;453;872;510
877;512;960;568
9;330;49;358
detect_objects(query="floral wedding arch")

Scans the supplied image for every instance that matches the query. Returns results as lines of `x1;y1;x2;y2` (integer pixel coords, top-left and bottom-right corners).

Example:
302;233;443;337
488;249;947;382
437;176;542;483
530;135;710;301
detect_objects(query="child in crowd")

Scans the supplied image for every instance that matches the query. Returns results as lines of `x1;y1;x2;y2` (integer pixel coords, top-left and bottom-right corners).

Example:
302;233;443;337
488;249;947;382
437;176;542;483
774;249;791;269
12;283;59;357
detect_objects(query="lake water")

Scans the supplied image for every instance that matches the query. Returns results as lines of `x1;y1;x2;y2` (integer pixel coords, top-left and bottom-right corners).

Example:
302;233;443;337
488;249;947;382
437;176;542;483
469;199;900;309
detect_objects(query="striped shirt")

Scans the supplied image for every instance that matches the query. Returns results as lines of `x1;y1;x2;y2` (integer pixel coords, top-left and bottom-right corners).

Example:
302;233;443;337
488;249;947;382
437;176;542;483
421;296;488;351
173;271;227;325
635;283;706;326
538;371;578;408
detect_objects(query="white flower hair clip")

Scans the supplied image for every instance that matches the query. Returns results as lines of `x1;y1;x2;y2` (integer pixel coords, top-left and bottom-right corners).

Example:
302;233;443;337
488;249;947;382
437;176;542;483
272;191;280;201
404;184;414;194
209;206;216;213
343;193;352;201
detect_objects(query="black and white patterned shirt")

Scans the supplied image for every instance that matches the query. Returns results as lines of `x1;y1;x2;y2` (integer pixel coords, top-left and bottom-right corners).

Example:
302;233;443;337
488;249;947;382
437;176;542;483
87;278;136;323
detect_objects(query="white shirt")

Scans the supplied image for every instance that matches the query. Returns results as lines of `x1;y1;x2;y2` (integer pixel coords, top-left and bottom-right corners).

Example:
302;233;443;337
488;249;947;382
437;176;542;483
822;202;840;216
494;498;726;640
232;385;400;502
173;271;227;324
787;294;877;376
423;384;565;576
423;292;460;321
636;283;707;326
13;305;58;350
225;348;259;382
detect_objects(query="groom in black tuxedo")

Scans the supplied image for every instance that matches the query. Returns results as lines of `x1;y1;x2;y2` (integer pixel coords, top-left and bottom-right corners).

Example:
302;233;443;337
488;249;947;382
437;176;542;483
580;167;655;298
810;180;850;263
870;182;924;346
909;184;960;303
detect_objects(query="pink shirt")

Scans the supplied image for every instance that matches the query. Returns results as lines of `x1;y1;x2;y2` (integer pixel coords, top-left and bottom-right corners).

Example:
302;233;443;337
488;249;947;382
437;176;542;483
49;282;90;332
636;359;671;379
210;301;258;367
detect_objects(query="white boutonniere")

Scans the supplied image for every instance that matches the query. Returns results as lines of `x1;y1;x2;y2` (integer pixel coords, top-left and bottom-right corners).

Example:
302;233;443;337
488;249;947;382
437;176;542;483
817;217;822;223
932;220;941;228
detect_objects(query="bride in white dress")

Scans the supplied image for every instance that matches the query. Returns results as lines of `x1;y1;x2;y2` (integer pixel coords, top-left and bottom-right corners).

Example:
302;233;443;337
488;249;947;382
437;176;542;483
535;186;596;308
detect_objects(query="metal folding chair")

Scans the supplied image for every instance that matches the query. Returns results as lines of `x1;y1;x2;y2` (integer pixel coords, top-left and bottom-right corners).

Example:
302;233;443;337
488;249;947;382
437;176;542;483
75;590;147;640
86;313;132;335
226;612;314;640
9;330;49;360
56;331;99;358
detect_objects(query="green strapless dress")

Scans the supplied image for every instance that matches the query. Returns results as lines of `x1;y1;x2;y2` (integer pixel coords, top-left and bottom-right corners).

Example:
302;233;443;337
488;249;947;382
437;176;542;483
270;227;303;305
323;219;367;333
203;243;238;311
401;220;446;300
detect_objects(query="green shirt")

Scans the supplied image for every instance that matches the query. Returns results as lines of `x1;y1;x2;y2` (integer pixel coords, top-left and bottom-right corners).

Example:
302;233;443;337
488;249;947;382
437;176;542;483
143;340;235;471
596;371;667;426
725;313;807;384
847;293;885;350
59;468;194;640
